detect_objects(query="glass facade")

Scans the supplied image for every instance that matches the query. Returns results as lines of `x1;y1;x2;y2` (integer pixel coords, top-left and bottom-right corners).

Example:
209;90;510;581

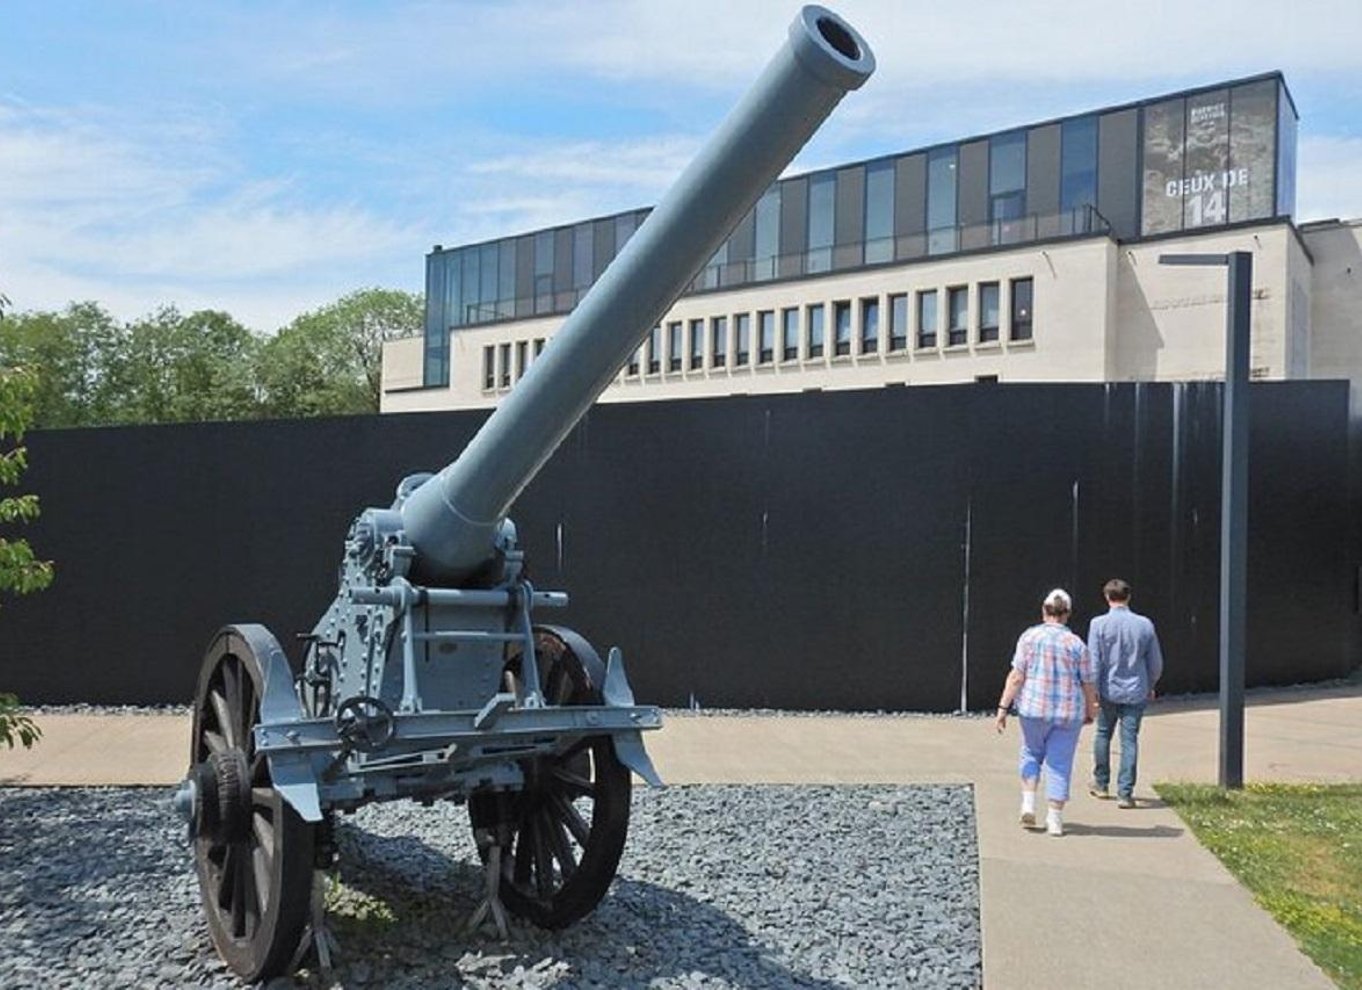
419;73;1297;387
1141;77;1291;236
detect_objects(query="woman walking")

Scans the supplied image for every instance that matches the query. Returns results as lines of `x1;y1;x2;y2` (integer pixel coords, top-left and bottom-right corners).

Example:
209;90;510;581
995;589;1099;836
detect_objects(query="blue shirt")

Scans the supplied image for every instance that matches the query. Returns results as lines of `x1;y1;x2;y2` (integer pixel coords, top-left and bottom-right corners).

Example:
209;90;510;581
1087;605;1164;704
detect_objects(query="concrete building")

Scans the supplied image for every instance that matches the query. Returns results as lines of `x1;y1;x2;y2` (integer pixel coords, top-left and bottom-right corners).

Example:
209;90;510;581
381;73;1362;414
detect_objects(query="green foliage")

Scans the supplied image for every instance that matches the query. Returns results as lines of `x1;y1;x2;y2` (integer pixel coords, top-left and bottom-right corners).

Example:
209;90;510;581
0;288;423;426
1158;782;1362;989
0;366;50;751
0;366;54;600
0;693;41;749
259;288;422;416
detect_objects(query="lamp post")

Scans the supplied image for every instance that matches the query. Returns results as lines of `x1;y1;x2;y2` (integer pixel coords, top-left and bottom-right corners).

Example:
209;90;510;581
1157;250;1252;790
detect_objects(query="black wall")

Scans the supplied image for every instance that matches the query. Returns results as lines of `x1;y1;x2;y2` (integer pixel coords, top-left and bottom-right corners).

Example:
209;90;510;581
2;381;1355;710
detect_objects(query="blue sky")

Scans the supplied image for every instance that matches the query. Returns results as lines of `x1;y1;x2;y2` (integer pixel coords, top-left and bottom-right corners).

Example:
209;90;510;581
3;0;1360;332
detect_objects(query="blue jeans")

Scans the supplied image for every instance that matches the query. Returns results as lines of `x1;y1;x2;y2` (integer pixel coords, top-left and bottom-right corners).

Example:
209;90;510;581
1092;700;1146;799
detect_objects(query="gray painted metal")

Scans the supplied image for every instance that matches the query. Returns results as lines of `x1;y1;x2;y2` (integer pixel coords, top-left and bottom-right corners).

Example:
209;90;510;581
1159;250;1252;789
400;7;875;582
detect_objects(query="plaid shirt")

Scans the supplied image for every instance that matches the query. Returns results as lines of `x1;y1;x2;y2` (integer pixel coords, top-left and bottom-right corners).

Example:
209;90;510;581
1011;622;1094;723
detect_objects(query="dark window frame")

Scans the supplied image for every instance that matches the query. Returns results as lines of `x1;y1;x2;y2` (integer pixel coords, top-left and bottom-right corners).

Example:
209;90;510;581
689;318;705;370
735;313;752;366
888;293;908;352
1010;277;1034;341
833;300;852;357
782;307;800;362
946;286;968;347
807;303;825;359
860;297;880;355
711;316;728;369
668;321;683;371
758;310;775;364
978;282;1000;343
916;290;938;349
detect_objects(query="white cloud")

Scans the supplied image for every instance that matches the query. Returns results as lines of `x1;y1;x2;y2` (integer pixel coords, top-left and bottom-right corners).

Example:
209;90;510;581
0;100;418;331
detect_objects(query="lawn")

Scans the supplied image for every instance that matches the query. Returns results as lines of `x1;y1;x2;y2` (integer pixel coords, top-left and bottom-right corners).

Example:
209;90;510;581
1156;782;1362;990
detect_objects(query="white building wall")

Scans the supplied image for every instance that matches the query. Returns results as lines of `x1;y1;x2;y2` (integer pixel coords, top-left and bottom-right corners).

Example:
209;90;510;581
1302;220;1362;409
381;218;1355;415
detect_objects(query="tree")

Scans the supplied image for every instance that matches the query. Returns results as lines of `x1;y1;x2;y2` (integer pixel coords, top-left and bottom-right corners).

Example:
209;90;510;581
0;365;53;749
106;307;263;423
259;288;422;417
0;302;125;427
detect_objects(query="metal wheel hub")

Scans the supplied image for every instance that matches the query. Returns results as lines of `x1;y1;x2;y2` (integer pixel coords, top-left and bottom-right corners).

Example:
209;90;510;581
187;749;252;844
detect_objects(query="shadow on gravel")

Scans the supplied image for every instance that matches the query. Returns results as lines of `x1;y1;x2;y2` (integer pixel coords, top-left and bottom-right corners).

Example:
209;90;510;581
311;823;854;989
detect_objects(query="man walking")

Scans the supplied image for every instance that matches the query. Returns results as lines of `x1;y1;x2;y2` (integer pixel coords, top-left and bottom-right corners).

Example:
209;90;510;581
1088;578;1163;808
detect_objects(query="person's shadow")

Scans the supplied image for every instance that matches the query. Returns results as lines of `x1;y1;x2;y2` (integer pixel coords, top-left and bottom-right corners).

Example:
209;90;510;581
292;821;860;989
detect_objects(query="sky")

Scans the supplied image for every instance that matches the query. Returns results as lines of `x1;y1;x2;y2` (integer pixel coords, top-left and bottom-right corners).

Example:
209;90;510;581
3;0;1361;334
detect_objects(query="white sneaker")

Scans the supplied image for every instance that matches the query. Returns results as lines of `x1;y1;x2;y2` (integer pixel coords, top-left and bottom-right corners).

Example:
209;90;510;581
1046;811;1063;837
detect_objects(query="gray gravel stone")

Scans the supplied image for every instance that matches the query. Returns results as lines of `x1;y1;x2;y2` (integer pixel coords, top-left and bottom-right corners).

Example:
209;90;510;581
0;783;980;988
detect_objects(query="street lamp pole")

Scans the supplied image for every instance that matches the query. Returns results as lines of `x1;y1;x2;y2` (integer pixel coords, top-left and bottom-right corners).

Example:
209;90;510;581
1158;250;1253;789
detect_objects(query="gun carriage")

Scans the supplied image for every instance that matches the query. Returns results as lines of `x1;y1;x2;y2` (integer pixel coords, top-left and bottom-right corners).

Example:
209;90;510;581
174;7;873;980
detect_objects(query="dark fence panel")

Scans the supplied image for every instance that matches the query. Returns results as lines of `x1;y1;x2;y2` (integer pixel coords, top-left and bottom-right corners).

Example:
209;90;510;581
2;381;1354;709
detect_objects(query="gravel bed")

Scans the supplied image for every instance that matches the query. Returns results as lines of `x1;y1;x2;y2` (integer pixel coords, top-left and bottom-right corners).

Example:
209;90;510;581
0;784;980;989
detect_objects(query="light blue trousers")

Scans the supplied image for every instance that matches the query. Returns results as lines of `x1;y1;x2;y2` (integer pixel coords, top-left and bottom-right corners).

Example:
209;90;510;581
1018;716;1084;802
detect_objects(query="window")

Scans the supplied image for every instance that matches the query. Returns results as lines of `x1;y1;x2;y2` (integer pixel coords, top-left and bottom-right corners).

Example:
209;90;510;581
947;287;968;347
515;340;528;379
690;319;705;370
668;321;683;371
572;222;593;291
917;291;938;349
807;173;835;274
533;231;554;314
1060;116;1098;231
758;310;775;363
534;337;545;357
978;283;1000;343
735;313;751;366
647;325;661;374
1010;278;1034;341
860;298;880;355
627;343;640;376
711;316;728;368
754;187;780;281
864;160;895;264
483;346;495;390
833;301;852;356
989;131;1026;243
807;304;825;359
498;342;511;387
888;293;908;352
782;308;800;361
927;147;958;255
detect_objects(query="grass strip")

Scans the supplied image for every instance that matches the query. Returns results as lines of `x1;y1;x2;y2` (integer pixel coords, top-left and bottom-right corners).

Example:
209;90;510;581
1156;782;1362;990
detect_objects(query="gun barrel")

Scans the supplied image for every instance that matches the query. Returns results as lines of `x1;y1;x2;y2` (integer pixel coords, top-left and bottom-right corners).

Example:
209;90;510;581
401;6;874;581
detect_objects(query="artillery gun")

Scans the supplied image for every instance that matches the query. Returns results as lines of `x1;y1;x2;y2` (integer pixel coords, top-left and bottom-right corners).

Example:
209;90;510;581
174;6;873;980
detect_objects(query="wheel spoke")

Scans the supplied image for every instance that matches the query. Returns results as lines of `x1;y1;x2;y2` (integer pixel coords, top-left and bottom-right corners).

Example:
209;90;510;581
223;663;243;748
549;763;593;797
511;821;534;888
532;813;555;899
543;806;578;880
251;846;272;917
210;689;236;750
204;728;229;756
251;807;276;863
550;791;592;846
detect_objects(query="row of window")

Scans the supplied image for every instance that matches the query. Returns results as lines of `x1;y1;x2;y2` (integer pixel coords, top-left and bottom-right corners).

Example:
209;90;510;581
481;278;1034;391
431;75;1292;386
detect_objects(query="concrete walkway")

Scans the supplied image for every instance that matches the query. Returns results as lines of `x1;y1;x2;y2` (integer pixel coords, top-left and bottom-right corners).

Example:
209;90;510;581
5;685;1359;989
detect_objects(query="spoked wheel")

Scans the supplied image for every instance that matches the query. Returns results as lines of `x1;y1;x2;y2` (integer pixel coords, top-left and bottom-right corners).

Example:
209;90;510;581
188;625;315;981
468;627;632;929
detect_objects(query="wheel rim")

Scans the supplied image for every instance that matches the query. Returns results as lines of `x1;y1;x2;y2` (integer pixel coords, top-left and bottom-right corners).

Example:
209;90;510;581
191;626;314;981
469;629;632;929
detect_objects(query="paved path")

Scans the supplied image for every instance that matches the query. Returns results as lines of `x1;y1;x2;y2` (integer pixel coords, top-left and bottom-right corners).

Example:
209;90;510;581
5;684;1359;989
